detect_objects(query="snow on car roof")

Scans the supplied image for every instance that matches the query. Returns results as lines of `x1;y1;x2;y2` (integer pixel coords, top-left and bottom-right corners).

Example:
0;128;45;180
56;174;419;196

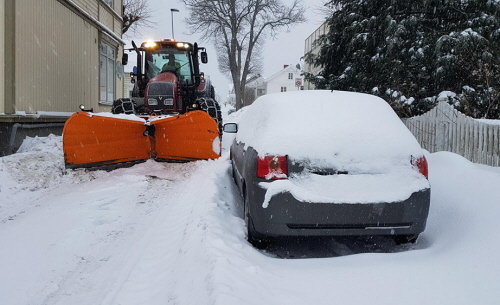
236;90;424;165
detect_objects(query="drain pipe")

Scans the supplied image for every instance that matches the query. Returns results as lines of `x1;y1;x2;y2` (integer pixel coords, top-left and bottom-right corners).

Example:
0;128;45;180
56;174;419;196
8;123;66;154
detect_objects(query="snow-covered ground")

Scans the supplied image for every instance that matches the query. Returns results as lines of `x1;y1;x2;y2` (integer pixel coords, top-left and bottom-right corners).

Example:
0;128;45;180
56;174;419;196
1;121;500;304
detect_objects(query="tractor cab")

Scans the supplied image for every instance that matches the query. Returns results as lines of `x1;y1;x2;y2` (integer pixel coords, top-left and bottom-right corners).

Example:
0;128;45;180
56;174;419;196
143;41;195;85
128;39;208;114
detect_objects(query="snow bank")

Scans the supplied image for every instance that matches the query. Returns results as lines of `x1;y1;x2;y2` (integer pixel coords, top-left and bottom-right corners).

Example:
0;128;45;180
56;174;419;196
0;135;66;222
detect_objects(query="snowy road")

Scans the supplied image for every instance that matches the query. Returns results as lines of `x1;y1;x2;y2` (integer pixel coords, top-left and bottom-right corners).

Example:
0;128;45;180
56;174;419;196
1;134;500;305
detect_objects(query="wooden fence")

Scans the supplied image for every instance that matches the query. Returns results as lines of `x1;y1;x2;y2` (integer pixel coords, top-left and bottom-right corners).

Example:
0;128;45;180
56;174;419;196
404;101;500;167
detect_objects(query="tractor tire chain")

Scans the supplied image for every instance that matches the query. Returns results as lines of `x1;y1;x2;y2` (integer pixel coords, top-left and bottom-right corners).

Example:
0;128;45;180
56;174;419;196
112;98;136;115
198;98;223;136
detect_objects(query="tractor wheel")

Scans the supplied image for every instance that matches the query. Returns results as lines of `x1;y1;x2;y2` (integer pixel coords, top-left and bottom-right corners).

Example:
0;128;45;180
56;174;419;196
112;98;136;114
210;85;216;99
199;98;223;135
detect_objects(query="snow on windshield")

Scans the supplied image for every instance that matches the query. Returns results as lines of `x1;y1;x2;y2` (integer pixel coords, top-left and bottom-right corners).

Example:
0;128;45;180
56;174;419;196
236;90;424;166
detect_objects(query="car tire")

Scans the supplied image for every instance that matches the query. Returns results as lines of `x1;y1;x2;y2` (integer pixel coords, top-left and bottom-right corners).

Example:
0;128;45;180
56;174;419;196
244;190;269;249
394;234;419;245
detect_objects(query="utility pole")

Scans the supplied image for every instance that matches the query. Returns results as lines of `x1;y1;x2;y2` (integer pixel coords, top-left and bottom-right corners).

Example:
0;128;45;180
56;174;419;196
170;8;179;39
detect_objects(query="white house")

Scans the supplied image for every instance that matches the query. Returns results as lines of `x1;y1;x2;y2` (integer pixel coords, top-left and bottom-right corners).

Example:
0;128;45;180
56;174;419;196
246;65;303;98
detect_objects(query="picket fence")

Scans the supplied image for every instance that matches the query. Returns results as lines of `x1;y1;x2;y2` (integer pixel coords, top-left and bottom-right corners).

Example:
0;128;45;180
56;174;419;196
404;101;500;167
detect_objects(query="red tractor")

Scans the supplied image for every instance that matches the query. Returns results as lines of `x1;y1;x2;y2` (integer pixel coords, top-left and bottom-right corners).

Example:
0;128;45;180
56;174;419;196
114;39;222;132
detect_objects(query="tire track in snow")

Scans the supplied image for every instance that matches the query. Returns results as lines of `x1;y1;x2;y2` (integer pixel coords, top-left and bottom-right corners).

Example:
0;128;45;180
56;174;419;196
101;160;225;305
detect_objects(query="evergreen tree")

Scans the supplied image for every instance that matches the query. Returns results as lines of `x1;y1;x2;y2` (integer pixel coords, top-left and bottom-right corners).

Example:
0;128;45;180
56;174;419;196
306;0;500;118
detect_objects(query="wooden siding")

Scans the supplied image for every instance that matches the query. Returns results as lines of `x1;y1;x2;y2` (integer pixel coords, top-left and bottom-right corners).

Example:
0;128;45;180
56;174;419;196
114;15;122;36
16;0;99;113
98;4;114;32
0;0;5;113
72;0;98;19
405;101;500;167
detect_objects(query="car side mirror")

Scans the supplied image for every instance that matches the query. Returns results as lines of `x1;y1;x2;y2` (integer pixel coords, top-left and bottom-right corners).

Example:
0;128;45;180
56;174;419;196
201;51;208;64
122;53;129;66
223;123;238;133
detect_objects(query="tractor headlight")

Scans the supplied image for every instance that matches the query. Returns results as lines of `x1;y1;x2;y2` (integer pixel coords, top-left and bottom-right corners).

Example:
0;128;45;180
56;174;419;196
176;42;190;49
148;98;158;105
144;41;158;48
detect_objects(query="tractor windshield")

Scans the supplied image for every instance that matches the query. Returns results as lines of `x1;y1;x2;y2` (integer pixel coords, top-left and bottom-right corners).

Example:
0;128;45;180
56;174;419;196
145;47;194;84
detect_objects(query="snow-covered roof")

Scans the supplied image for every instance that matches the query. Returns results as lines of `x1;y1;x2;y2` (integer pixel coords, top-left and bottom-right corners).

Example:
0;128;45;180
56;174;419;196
264;64;300;83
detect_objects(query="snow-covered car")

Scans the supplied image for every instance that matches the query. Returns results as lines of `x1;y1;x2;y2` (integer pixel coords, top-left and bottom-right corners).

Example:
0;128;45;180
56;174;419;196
224;90;430;247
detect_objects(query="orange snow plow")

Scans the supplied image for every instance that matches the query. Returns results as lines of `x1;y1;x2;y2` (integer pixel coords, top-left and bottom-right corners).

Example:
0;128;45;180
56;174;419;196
63;38;223;169
63;111;221;169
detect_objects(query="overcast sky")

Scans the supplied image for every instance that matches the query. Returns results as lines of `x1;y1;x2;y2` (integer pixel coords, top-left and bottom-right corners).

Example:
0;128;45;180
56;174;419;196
124;0;329;102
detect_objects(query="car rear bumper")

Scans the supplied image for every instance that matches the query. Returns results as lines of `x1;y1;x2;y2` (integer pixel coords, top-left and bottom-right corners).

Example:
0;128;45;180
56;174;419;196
249;188;430;237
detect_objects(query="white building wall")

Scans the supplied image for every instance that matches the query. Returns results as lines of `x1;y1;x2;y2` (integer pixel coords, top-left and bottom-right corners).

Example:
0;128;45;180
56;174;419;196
303;22;329;90
266;65;302;94
123;72;134;98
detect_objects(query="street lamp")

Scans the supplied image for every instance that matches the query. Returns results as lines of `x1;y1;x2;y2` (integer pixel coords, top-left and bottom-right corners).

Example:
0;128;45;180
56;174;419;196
170;8;179;39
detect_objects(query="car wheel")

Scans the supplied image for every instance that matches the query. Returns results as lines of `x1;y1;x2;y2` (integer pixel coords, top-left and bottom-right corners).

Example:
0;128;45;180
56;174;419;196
244;191;269;249
394;234;419;245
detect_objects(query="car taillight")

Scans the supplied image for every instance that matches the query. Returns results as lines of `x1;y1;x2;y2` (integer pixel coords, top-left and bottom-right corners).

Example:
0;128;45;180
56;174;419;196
412;156;428;179
257;156;288;180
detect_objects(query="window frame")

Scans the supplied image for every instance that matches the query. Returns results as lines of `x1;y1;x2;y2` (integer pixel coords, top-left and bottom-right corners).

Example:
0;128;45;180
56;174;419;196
99;42;116;105
102;0;114;7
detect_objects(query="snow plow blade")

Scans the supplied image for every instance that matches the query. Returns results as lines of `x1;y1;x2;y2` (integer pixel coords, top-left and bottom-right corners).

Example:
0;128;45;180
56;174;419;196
63;111;220;169
152;111;221;161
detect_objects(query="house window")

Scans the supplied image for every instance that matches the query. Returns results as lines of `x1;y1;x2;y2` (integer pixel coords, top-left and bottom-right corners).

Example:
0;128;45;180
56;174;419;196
281;87;287;92
103;0;113;7
288;73;293;79
100;43;116;104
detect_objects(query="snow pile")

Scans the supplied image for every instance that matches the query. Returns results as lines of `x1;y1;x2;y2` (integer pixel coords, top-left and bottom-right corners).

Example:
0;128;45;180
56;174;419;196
0;135;66;222
224;105;250;123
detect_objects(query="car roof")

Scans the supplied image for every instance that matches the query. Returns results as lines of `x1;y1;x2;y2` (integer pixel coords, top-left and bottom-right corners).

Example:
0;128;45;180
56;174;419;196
235;90;423;166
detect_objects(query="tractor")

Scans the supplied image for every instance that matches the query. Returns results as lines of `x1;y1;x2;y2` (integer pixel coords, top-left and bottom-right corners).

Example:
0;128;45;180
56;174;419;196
62;39;222;169
114;39;222;132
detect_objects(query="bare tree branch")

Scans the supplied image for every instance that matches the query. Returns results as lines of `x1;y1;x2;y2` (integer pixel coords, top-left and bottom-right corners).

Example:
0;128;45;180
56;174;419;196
181;0;306;109
122;0;157;37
